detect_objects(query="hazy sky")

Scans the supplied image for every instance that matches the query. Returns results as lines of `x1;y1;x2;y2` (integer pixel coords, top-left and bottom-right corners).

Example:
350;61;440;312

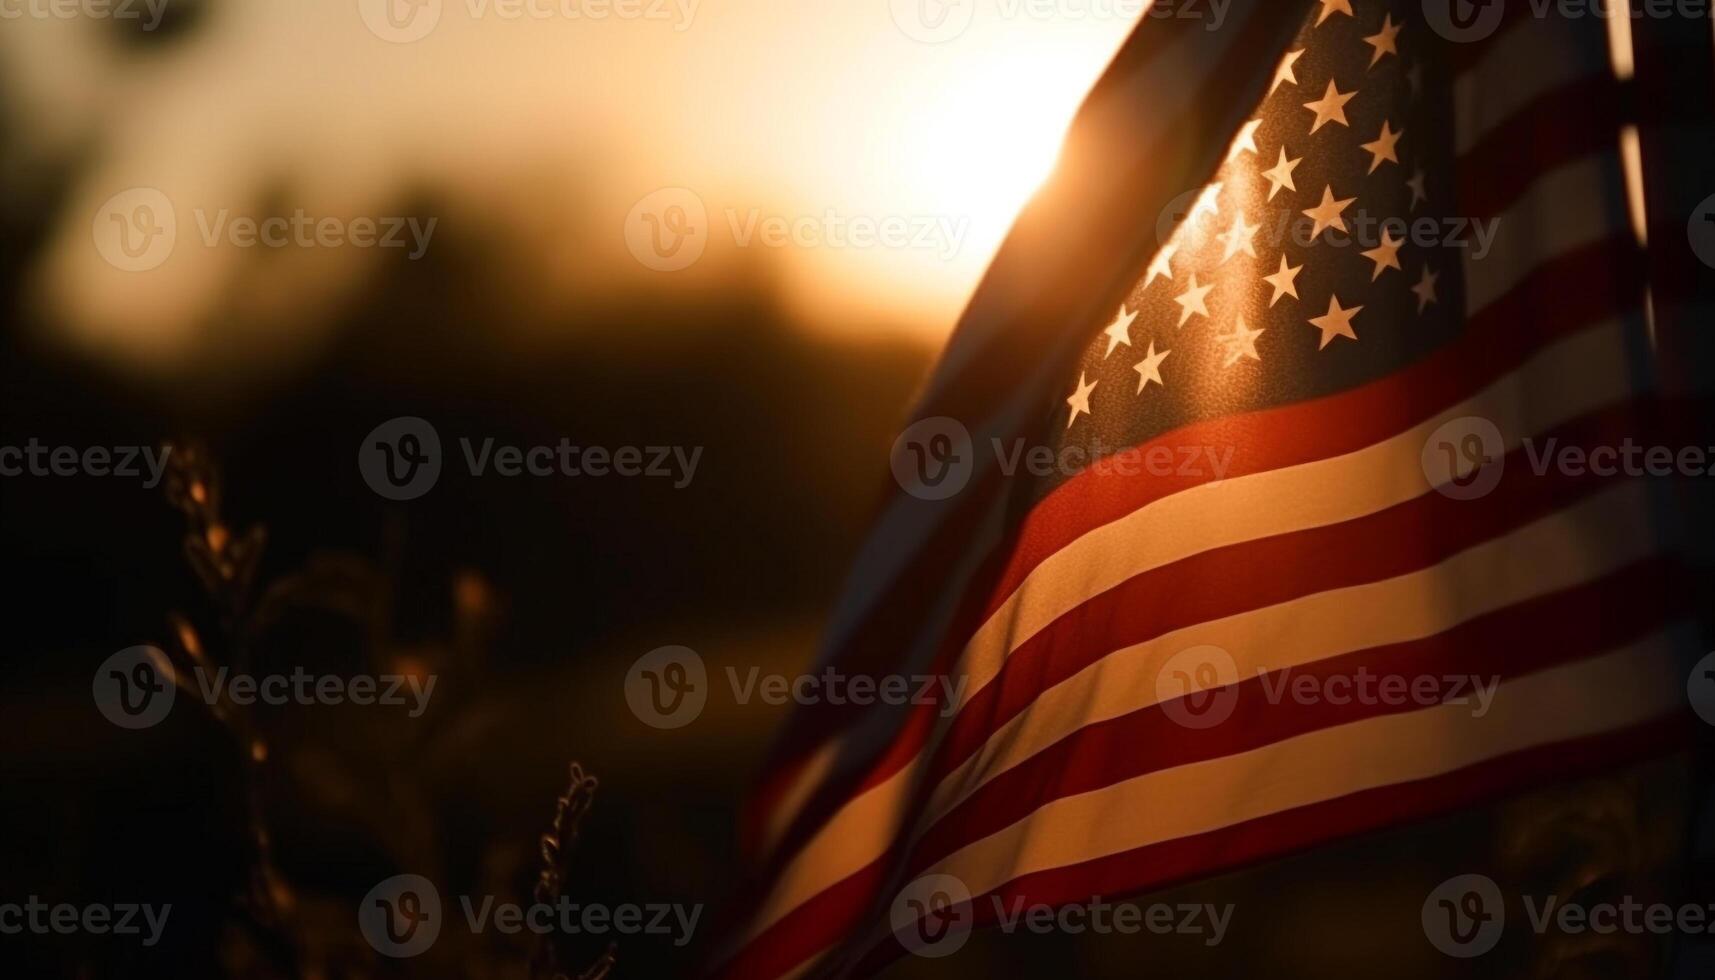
1;0;1140;373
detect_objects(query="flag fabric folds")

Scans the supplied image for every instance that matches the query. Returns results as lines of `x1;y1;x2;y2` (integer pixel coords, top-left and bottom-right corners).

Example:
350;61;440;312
718;2;1713;977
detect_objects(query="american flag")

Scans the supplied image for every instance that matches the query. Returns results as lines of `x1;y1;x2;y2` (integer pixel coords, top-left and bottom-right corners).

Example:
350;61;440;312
717;1;1715;977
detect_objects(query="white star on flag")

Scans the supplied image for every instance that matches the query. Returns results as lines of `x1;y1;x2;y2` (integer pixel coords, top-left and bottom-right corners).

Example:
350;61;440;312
1262;254;1303;306
1270;48;1305;95
1133;341;1170;392
1217;315;1265;366
1261;147;1302;200
1101;305;1138;357
1174;272;1215;327
1227;119;1263;162
1145;241;1180;288
1412;264;1441;312
1304;80;1356;133
1361;121;1404;173
1303;185;1356;238
1361;229;1405;280
1364;14;1403;66
1066;371;1097;427
1309;294;1362;349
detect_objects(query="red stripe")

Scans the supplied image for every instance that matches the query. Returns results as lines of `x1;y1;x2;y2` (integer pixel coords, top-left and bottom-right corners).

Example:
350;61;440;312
1458;75;1627;221
910;554;1688;876
852;715;1692;977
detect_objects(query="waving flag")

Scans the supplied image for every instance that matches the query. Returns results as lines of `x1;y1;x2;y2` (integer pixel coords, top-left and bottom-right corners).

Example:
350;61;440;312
719;1;1714;977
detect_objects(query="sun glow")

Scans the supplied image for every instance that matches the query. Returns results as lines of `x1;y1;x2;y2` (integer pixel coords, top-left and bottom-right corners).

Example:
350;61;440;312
727;12;1142;339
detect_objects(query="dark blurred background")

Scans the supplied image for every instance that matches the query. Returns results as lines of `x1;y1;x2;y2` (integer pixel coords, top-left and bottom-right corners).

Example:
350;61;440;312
0;0;1129;975
1;3;1708;979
